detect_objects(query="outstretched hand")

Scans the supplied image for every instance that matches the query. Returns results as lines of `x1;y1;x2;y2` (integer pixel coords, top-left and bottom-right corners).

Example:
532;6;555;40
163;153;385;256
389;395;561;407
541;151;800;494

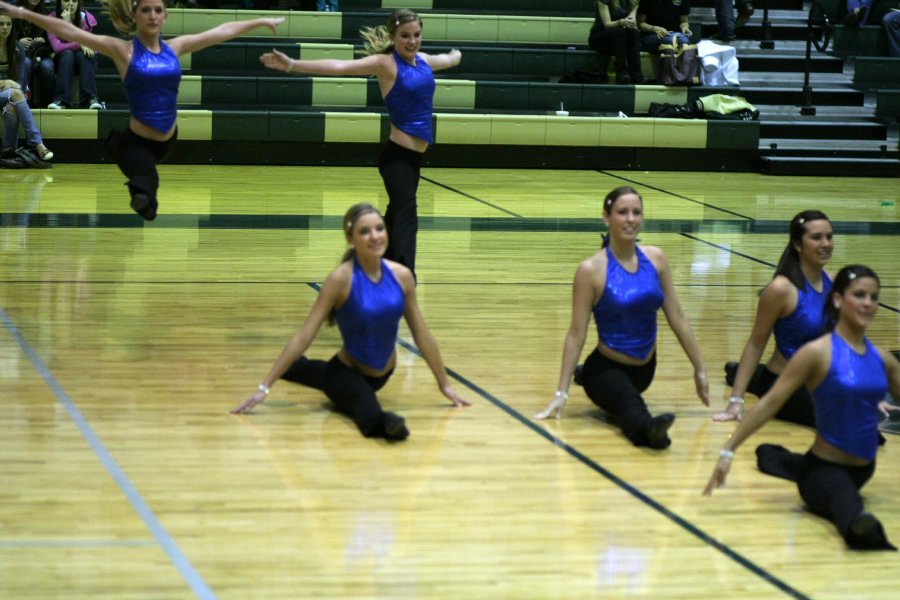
712;402;742;422
878;400;900;419
260;48;291;72
231;390;267;414
441;385;471;408
695;369;710;406
261;17;284;35
534;392;567;420
703;456;732;496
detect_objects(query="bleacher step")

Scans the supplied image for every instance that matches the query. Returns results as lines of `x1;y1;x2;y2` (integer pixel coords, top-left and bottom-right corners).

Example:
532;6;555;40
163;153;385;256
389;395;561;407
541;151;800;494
760;156;900;176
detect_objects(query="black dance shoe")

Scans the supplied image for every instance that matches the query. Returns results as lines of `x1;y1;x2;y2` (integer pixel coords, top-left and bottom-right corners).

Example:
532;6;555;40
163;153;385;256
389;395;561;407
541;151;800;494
724;361;738;386
573;364;584;386
130;192;157;221
383;412;409;441
646;413;676;449
846;513;897;551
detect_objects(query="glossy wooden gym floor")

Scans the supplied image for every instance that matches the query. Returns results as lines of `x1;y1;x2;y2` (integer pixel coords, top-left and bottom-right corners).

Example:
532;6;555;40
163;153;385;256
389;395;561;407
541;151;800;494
1;165;898;599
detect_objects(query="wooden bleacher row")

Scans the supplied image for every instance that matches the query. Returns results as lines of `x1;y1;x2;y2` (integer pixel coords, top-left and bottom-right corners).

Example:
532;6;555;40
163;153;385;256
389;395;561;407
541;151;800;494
175;41;617;79
96;9;893;62
193;0;807;13
29;108;757;149
337;0;598;11
103;9;595;44
97;74;723;114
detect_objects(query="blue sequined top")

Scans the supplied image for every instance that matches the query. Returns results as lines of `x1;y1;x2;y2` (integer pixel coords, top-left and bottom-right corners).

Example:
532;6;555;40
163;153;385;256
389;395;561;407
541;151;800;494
383;52;435;144
123;37;181;134
813;334;887;461
592;246;664;360
337;259;405;371
773;273;832;359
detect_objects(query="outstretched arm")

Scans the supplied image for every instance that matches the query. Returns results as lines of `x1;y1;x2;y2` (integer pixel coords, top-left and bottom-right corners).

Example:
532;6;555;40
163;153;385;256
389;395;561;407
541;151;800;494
169;17;283;57
703;340;826;495
713;278;790;422
535;260;595;420
398;267;470;408
231;269;344;414
652;247;708;406
423;48;461;72
261;48;389;78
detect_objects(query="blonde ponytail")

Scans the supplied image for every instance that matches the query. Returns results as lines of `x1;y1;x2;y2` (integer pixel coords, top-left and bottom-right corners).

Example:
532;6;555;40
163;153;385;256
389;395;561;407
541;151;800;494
102;0;139;35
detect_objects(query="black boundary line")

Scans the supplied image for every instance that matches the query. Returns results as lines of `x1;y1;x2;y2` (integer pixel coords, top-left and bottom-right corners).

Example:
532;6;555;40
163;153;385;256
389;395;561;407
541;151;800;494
306;283;811;599
419;175;524;218
596;171;758;220
682;232;900;314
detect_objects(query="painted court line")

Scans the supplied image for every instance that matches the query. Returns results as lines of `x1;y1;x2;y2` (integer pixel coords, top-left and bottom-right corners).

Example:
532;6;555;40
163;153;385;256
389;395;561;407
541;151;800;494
0;306;217;600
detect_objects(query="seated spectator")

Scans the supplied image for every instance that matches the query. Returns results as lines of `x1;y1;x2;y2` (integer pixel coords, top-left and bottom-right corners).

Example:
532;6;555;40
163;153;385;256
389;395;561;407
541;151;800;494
317;0;338;10
1;78;54;166
713;0;754;42
886;10;900;56
46;0;103;109
17;0;54;107
637;0;692;52
0;11;26;84
589;0;644;84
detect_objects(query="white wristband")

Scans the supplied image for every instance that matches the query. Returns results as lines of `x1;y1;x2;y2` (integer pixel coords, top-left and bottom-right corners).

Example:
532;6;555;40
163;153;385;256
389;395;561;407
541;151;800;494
719;448;735;460
286;59;295;73
729;396;745;405
258;383;271;395
554;390;568;400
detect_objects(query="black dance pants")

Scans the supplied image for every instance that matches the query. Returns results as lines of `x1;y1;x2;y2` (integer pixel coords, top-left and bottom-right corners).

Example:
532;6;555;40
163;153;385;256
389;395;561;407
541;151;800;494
378;139;423;276
104;127;177;208
797;451;878;546
581;348;658;446
281;355;403;439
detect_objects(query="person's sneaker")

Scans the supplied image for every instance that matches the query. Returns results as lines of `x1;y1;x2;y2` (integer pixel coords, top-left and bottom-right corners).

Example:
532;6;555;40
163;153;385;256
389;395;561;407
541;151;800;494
736;2;755;28
88;98;105;110
646;413;676;449
711;32;736;43
35;146;53;161
46;101;64;109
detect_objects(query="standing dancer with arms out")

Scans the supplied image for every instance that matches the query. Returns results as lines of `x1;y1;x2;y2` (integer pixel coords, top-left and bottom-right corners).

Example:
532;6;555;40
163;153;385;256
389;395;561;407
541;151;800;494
232;203;469;441
535;186;708;450
260;9;461;278
705;265;900;551
0;0;282;220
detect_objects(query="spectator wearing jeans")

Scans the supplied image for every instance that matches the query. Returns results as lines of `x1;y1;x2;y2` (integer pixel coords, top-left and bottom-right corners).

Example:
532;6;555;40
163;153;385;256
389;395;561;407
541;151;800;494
713;0;754;42
46;0;103;109
886;10;900;56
